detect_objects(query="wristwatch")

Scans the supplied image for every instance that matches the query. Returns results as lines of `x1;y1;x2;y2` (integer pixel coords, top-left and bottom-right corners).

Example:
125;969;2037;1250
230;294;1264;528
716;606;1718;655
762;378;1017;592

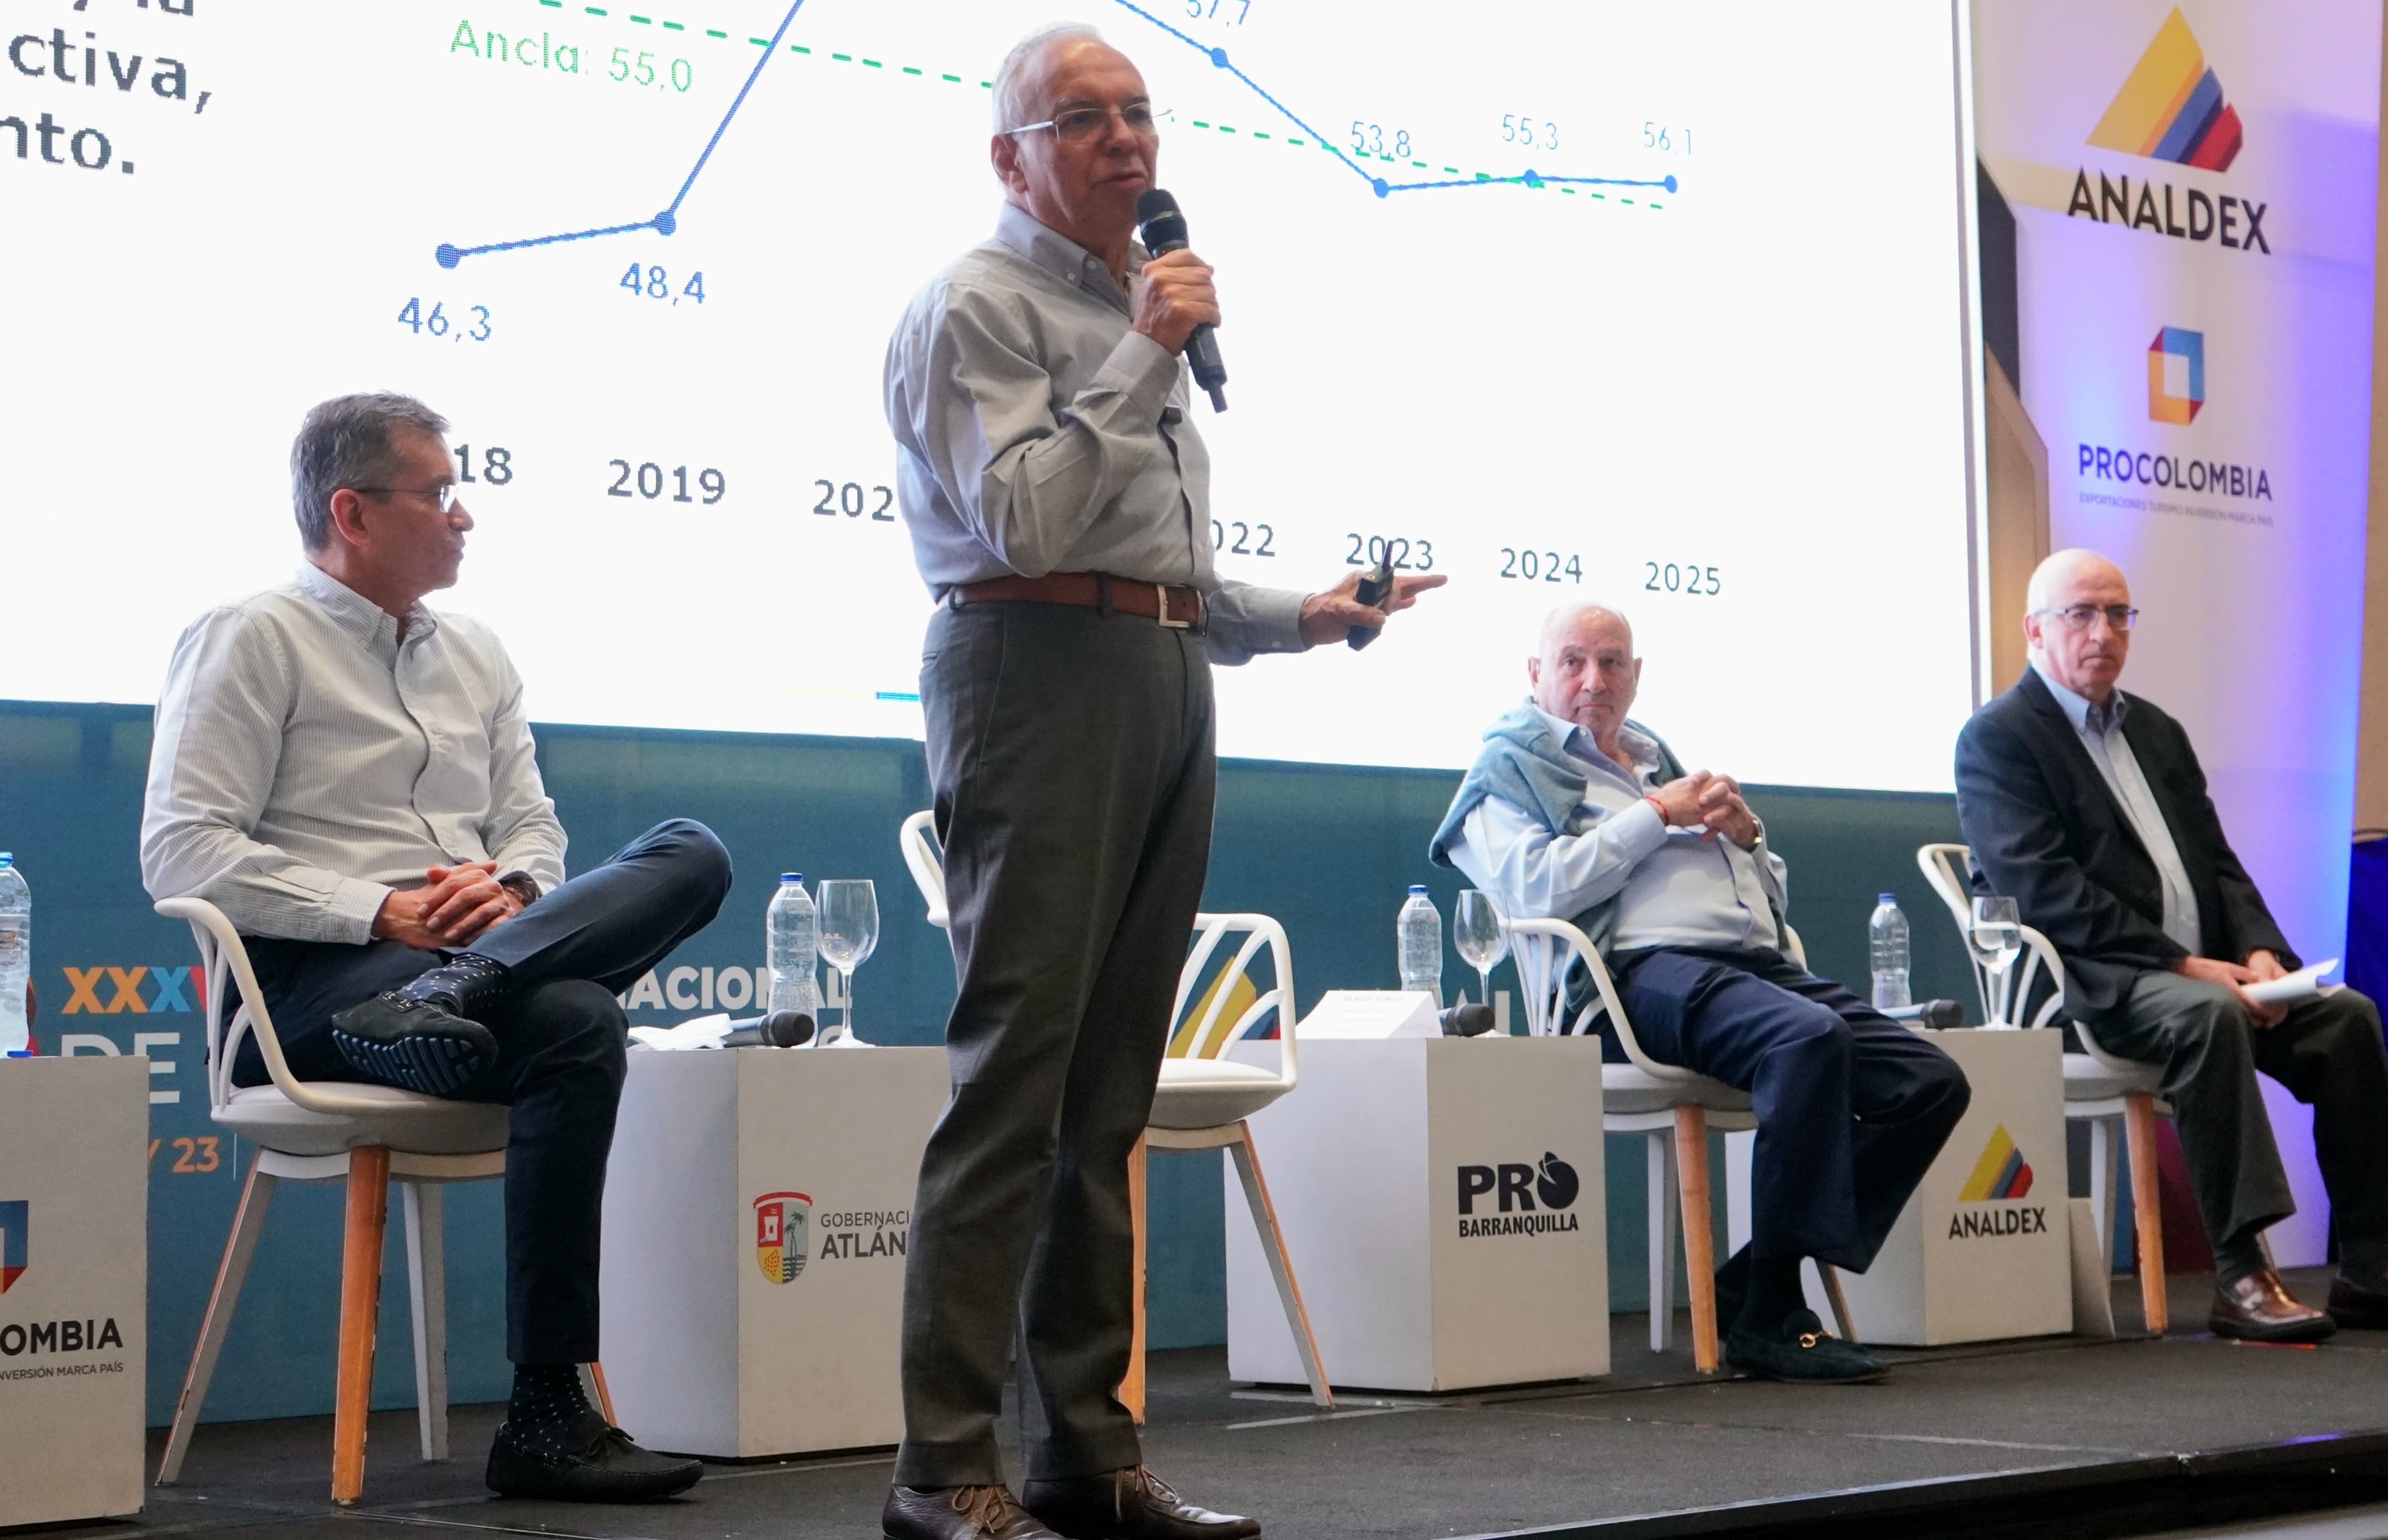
497;871;542;908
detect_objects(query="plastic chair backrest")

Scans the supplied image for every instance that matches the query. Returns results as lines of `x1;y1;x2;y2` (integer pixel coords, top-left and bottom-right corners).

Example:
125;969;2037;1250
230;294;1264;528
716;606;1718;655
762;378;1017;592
1166;914;1298;1091
154;897;398;1118
1913;844;2070;1031
898;810;949;930
1504;916;1696;1081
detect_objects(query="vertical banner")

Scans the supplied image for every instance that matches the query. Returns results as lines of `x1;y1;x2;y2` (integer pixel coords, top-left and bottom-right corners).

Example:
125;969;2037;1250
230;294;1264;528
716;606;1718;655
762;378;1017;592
1973;3;2382;1262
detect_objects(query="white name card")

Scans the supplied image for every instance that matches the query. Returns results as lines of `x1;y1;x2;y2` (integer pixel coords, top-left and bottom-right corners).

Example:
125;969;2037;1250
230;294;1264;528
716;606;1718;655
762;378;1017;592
1297;990;1439;1040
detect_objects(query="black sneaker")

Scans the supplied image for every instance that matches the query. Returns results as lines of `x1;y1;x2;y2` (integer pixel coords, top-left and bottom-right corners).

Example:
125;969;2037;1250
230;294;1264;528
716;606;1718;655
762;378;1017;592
1725;1308;1886;1384
329;994;497;1096
485;1410;703;1502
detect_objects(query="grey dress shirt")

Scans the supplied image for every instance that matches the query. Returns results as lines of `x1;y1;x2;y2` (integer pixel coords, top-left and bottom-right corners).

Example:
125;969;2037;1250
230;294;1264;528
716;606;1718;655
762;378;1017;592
883;203;1308;665
2030;662;2202;953
140;564;568;944
1446;706;1788;953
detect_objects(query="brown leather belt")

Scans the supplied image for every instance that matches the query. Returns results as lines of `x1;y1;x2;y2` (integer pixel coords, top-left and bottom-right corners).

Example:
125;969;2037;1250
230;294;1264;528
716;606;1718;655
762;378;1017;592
949;572;1204;629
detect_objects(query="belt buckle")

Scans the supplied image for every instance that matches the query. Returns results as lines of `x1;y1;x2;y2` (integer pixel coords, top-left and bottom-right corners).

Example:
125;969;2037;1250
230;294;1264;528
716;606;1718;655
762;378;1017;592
1155;583;1191;629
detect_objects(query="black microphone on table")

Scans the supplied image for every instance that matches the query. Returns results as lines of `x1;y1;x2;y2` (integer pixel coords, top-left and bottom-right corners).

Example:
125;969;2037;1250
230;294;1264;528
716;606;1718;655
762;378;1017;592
1134;188;1228;413
719;1010;816;1048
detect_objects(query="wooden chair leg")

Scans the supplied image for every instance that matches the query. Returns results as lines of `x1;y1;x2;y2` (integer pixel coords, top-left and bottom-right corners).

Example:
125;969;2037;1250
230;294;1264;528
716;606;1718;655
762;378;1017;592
1229;1125;1332;1408
1819;1264;1859;1343
402;1181;448;1463
1119;1135;1149;1425
1647;1129;1677;1353
584;1361;618;1426
2123;1094;2167;1335
1674;1107;1719;1372
159;1155;278;1485
334;1146;392;1506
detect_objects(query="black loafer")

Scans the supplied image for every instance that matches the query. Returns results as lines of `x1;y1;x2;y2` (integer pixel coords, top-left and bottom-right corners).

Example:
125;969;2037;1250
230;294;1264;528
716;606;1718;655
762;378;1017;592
329;993;497;1097
1725;1309;1886;1384
2327;1273;2388;1330
484;1411;702;1502
1024;1466;1259;1540
883;1484;1061;1539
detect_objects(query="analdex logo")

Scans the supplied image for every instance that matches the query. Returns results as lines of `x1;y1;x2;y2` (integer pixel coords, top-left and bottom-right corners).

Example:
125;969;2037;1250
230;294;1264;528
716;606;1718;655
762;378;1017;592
2066;9;2268;255
1948;1125;2049;1240
1456;1153;1582;1238
1;1200;25;1294
753;1191;811;1285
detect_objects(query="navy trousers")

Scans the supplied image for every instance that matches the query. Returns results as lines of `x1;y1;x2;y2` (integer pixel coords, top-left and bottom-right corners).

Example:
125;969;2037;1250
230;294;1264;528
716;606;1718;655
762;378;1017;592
235;819;732;1363
1612;946;1971;1272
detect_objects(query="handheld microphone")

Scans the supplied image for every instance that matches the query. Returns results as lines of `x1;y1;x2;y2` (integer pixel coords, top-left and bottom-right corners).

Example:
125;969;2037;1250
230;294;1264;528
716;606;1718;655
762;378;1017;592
1134;188;1228;412
719;1010;816;1048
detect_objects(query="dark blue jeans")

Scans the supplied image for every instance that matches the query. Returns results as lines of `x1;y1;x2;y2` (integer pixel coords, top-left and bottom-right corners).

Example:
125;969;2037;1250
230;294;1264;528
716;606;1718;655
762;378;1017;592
1612;946;1971;1273
237;819;732;1363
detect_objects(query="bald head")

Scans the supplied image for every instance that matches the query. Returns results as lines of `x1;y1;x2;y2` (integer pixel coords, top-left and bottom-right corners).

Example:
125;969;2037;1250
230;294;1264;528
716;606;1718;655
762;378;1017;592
1530;602;1641;751
2024;548;2134;702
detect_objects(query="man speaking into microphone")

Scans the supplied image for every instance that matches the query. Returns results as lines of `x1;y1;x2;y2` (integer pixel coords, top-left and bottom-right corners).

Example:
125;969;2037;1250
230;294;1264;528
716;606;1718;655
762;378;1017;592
880;22;1440;1540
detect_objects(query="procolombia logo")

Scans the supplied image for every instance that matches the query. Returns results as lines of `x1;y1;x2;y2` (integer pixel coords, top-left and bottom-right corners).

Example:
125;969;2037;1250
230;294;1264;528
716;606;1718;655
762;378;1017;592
1456;1153;1582;1239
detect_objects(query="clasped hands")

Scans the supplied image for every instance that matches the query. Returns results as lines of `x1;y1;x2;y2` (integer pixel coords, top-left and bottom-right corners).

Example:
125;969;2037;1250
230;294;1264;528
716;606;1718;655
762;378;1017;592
1647;770;1760;849
2173;949;2290;1029
370;859;525;951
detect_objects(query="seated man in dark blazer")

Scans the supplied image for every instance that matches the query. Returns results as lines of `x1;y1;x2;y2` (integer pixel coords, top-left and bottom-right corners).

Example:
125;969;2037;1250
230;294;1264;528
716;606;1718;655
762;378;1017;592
1956;548;2388;1340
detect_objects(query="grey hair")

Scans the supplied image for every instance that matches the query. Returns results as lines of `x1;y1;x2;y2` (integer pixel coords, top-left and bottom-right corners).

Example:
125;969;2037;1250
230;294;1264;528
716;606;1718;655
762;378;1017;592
289;393;449;550
994;21;1103;133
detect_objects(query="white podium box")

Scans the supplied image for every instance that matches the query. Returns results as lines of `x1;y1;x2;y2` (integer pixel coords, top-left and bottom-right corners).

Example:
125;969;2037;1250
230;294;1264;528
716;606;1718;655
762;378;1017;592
599;1045;948;1458
1817;1029;2072;1345
0;1056;149;1527
1224;1037;1607;1393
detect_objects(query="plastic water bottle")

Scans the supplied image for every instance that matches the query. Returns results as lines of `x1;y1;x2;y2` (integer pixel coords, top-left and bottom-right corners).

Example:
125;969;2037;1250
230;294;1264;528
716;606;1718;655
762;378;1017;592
1869;893;1911;1011
0;855;29;1057
766;874;823;1019
1397;885;1443;1006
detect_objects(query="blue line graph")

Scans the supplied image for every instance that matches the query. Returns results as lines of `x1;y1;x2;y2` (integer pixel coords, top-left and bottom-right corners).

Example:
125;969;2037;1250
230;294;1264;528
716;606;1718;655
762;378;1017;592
1107;0;1678;200
432;0;1673;268
433;0;809;267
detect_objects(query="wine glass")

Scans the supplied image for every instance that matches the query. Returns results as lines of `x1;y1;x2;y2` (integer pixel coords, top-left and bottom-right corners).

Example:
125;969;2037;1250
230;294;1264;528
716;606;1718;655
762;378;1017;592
1970;896;2023;1027
1453;889;1509;1015
815;880;879;1048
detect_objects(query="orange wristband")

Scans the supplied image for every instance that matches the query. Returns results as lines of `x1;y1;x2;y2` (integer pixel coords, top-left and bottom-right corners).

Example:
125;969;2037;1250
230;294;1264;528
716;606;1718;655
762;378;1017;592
1643;794;1666;823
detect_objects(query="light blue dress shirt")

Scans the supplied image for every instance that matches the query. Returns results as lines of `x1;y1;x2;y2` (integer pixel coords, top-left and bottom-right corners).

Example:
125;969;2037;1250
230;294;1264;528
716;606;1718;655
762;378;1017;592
1445;705;1787;953
2032;662;2202;953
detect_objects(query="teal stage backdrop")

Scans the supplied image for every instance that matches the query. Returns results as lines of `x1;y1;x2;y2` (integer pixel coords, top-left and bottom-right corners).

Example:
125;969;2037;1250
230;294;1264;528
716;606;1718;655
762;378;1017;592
1;699;1992;1428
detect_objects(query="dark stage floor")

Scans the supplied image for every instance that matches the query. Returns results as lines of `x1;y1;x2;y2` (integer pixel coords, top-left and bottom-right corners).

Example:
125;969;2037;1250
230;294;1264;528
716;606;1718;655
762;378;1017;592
55;1269;2388;1540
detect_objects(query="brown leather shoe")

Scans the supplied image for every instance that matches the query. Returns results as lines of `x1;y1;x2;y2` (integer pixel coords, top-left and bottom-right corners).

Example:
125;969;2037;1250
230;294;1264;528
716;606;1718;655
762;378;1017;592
1023;1467;1260;1540
2328;1271;2388;1330
2209;1269;2337;1343
882;1484;1062;1540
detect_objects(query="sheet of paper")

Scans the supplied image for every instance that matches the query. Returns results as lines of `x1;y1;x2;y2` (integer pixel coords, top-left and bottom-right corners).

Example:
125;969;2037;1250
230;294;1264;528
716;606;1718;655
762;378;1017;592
1297;991;1439;1040
2240;959;2338;1006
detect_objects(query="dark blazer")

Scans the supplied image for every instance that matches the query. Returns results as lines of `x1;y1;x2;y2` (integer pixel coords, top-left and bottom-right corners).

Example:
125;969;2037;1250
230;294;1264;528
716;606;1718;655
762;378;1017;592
1952;668;2296;1019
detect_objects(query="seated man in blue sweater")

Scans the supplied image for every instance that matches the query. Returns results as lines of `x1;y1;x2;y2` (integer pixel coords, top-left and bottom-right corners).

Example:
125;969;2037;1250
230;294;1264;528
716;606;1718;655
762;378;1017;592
1432;602;1970;1382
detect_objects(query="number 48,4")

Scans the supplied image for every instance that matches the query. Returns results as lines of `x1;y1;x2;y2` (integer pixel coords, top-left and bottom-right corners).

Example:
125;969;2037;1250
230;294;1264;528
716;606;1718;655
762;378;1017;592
622;264;707;306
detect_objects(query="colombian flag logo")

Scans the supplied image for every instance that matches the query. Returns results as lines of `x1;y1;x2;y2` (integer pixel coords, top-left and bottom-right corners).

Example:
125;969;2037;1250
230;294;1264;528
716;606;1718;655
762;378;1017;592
0;1200;25;1294
1958;1126;2035;1202
2089;9;2243;172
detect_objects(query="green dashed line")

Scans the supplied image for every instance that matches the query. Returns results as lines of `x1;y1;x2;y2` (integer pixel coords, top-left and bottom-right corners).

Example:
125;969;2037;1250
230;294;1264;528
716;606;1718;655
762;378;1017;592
705;28;724;38
1620;197;1635;205
862;57;883;67
662;19;684;30
538;1;561;7
902;65;922;75
628;12;650;22
831;52;851;61
583;5;606;14
943;72;962;82
1192;119;1211;129
1251;130;1270;140
1590;192;1605;200
790;43;808;52
1286;135;1303;146
1218;124;1236;134
1441;165;1459;173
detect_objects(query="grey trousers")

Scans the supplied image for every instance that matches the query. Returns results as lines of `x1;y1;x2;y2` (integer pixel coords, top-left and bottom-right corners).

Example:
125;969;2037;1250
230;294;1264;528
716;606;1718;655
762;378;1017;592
895;600;1216;1489
2088;971;2388;1263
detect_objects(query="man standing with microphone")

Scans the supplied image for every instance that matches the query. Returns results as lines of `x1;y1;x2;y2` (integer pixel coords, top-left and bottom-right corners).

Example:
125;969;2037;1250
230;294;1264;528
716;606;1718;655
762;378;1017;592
881;23;1440;1540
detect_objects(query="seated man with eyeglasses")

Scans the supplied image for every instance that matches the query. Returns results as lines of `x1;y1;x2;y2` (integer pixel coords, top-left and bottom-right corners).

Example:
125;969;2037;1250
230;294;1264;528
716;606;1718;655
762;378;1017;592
141;393;732;1500
1432;601;1971;1384
1956;548;2388;1340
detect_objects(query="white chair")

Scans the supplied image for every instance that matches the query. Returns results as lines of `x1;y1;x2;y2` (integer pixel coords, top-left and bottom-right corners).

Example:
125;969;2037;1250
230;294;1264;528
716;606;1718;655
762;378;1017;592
895;814;1331;1417
1507;917;1855;1372
153;898;614;1502
1915;843;2170;1332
